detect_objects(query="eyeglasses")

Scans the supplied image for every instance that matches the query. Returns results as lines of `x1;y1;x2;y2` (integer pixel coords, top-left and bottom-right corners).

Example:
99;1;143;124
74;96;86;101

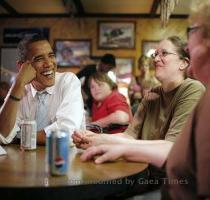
187;25;201;38
151;50;177;59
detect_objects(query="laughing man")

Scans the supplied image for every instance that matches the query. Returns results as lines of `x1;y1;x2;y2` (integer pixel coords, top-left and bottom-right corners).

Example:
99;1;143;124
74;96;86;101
0;34;85;145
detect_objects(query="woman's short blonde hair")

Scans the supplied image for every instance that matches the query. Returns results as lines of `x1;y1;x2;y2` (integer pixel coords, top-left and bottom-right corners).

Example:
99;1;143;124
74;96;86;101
189;0;210;43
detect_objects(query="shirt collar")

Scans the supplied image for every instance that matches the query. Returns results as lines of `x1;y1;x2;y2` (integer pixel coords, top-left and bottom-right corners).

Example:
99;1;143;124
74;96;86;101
30;83;55;98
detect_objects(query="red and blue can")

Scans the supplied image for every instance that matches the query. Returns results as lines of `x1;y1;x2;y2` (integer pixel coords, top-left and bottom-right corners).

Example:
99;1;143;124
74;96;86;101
46;129;69;176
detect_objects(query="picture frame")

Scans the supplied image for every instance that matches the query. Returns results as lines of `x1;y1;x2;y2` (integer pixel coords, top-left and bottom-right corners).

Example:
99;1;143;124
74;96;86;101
54;40;91;67
142;40;159;57
98;21;136;49
0;46;18;84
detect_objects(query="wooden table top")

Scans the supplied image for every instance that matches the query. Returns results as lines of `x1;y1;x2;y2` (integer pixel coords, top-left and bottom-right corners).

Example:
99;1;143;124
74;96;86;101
0;145;148;188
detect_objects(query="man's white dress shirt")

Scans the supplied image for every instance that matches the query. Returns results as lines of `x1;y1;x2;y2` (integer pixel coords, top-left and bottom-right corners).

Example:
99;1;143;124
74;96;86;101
0;72;85;144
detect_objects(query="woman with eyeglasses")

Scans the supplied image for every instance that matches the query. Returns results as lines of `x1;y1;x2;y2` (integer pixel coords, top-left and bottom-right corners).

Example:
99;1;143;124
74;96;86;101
74;35;204;152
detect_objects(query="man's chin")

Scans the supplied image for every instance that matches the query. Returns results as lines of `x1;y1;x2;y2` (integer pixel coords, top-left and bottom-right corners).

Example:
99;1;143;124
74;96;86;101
32;79;55;91
44;80;55;87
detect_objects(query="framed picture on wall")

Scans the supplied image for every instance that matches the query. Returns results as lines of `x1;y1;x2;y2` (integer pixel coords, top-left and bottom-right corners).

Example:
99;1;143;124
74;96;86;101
0;47;18;84
98;21;136;49
142;40;159;57
54;40;91;67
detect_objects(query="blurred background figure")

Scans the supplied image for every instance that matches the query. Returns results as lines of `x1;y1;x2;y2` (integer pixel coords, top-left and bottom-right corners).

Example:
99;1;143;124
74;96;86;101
0;81;10;107
77;54;116;113
80;56;96;68
129;55;160;114
89;72;132;134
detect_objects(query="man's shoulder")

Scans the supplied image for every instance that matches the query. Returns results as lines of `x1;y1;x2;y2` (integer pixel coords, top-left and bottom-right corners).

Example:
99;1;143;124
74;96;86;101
55;72;79;86
56;71;75;78
55;72;80;88
55;72;78;81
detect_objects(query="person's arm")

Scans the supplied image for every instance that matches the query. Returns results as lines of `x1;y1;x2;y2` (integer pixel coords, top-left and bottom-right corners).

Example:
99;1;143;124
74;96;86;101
0;62;36;138
72;129;135;149
0;79;24;137
81;140;173;168
91;110;129;128
72;126;172;150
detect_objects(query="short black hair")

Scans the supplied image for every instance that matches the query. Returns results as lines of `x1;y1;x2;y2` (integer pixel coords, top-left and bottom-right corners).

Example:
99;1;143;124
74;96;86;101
17;34;48;61
100;54;116;67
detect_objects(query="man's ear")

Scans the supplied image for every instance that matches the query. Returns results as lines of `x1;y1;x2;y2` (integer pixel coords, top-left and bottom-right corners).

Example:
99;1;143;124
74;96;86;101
16;61;23;70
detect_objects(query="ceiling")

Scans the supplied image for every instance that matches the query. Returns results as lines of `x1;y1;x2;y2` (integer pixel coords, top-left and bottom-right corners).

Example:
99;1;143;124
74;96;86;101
0;0;192;18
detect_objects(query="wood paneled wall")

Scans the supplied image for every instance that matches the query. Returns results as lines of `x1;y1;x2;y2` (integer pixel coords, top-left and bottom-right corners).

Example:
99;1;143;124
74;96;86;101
0;17;188;75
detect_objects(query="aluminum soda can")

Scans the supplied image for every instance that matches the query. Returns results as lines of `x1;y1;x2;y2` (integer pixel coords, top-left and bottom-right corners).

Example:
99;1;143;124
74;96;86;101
46;129;69;176
20;120;37;150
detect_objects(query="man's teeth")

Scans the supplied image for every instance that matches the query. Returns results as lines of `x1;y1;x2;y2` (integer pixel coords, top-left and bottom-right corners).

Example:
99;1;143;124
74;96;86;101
42;71;53;76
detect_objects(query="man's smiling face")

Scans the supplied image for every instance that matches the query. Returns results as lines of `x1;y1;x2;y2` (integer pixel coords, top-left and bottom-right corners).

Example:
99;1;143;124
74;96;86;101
27;40;57;91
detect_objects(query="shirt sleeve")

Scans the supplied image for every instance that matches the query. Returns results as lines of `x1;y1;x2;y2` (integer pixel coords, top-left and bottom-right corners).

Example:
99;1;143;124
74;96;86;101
165;81;205;142
124;99;147;139
45;73;85;136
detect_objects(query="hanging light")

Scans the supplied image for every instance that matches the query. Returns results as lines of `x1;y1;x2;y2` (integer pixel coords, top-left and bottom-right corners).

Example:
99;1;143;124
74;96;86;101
160;0;179;27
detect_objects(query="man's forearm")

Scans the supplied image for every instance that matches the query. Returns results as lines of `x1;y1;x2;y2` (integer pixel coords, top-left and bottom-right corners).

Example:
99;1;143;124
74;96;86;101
0;79;25;136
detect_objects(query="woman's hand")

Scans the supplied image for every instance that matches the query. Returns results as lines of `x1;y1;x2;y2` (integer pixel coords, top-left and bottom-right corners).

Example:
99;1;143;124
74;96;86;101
80;144;127;164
